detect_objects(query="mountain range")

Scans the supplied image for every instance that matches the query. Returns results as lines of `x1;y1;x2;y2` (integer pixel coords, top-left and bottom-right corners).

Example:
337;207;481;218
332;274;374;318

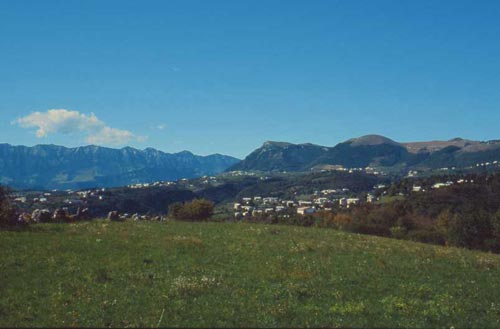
0;144;239;190
229;135;500;172
2;135;500;190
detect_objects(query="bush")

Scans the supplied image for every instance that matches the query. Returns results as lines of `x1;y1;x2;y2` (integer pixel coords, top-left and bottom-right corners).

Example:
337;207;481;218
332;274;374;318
318;212;353;230
168;202;183;219
447;211;494;250
349;206;398;237
492;209;500;239
406;227;446;245
0;186;16;227
389;225;408;240
168;199;214;221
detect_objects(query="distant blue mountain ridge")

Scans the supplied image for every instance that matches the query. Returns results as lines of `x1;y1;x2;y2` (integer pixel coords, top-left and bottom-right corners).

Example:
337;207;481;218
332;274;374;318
3;135;500;190
0;144;240;190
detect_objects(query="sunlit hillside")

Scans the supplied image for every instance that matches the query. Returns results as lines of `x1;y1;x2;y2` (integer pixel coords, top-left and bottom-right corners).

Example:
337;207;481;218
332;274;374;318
1;221;499;327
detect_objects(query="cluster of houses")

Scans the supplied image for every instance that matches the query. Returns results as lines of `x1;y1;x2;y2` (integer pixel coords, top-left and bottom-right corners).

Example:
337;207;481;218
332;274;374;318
128;176;221;190
472;160;500;169
10;188;111;209
232;192;370;219
320;165;385;176
321;160;500;177
197;176;219;185
64;188;109;204
407;160;500;177
225;171;257;177
411;178;475;193
233;197;290;219
14;192;52;204
128;181;176;189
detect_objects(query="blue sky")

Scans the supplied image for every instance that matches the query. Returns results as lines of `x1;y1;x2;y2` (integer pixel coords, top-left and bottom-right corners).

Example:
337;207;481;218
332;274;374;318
1;0;500;158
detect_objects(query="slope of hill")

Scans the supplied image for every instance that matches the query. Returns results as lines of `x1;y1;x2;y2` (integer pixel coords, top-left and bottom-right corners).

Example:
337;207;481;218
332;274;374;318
229;135;500;173
229;141;329;172
0;144;240;189
402;137;478;153
416;143;500;169
312;137;412;168
1;221;499;327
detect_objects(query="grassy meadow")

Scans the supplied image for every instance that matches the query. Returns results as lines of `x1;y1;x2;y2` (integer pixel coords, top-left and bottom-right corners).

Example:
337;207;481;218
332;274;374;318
1;220;500;328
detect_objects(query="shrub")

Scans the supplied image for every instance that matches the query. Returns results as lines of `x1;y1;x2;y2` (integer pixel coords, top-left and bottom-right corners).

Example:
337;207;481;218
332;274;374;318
168;199;214;221
318;212;353;230
349;206;398;236
0;186;16;227
406;227;446;245
168;202;183;219
492;209;500;239
447;210;494;250
389;225;407;240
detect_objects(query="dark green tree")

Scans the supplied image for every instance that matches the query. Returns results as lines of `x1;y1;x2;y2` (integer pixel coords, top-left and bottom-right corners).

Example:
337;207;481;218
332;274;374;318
0;186;15;227
447;210;493;250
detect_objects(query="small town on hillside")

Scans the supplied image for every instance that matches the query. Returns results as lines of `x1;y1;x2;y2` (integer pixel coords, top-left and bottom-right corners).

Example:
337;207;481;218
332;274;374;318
7;160;483;223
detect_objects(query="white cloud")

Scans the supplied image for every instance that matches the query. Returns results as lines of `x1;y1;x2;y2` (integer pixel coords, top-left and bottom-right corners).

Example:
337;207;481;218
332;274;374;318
15;109;147;145
85;126;136;145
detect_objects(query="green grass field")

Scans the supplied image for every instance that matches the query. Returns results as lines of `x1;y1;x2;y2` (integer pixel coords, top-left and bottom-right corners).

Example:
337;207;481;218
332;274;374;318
1;220;500;328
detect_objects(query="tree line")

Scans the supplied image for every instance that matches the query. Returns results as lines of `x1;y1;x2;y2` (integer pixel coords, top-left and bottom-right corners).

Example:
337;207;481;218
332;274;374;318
304;173;500;253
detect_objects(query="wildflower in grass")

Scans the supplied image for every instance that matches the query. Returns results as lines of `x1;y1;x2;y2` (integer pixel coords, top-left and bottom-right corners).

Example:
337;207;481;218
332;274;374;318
476;255;498;271
171;275;220;296
170;235;203;246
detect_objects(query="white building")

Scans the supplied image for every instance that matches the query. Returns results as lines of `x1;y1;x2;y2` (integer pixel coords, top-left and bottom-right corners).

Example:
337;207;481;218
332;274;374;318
433;182;453;189
264;208;275;214
263;197;279;204
252;209;263;216
314;198;329;205
297;207;316;215
347;198;360;206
